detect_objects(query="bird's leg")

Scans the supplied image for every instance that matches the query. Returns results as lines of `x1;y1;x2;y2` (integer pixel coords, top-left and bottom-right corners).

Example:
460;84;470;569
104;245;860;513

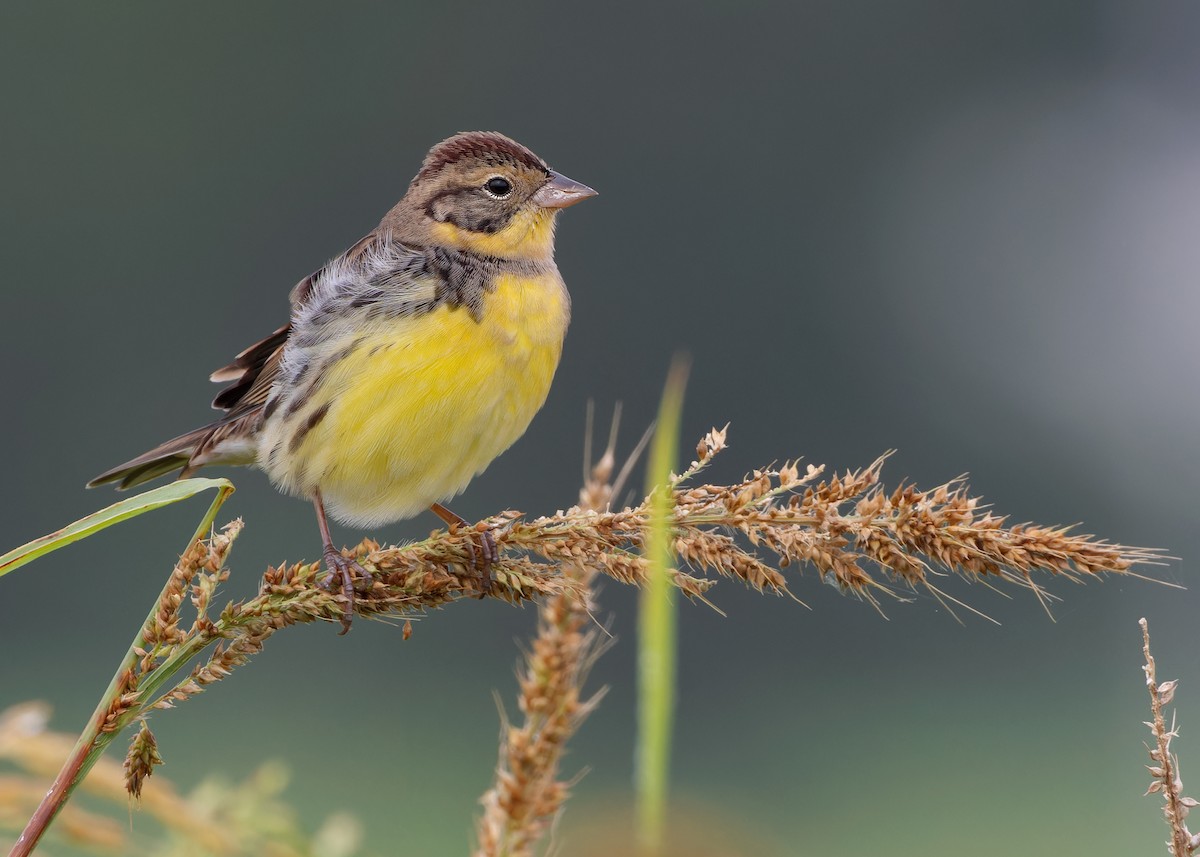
313;490;365;635
430;502;497;589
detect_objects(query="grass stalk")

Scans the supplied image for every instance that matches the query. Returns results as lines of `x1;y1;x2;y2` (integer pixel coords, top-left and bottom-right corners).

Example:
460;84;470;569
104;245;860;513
1140;618;1199;856
637;358;689;855
8;483;235;857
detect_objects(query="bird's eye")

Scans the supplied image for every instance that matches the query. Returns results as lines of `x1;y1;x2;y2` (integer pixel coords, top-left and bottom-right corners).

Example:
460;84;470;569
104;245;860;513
485;176;512;197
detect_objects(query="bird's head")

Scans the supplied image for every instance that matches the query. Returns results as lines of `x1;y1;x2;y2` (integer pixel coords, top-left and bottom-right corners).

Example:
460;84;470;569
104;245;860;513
389;131;596;261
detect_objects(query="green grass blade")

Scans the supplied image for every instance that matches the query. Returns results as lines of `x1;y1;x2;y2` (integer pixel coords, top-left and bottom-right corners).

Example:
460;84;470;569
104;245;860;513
637;356;689;856
0;478;234;578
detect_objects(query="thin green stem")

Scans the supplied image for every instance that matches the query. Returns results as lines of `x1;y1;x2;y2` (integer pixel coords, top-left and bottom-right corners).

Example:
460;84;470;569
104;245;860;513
637;357;688;856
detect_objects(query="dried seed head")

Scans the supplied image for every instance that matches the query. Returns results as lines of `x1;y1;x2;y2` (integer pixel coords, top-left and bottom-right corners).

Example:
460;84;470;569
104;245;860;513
123;720;163;801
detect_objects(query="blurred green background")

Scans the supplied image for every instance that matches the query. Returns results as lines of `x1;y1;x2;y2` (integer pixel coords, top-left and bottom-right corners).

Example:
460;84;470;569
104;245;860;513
3;2;1198;854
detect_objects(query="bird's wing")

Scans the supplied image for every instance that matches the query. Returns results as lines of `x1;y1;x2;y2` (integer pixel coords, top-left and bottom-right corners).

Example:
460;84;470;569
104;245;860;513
208;324;289;411
207;231;386;415
288;231;382;307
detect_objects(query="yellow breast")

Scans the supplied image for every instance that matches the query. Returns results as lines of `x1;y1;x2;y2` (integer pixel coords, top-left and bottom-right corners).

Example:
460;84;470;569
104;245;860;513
261;271;569;526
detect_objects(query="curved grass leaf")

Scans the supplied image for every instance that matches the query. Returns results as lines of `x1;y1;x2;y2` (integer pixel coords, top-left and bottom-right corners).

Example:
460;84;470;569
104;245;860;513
0;478;235;578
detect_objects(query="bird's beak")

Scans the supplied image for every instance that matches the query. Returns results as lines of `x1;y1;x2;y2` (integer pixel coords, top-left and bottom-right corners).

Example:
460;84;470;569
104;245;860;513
532;171;597;209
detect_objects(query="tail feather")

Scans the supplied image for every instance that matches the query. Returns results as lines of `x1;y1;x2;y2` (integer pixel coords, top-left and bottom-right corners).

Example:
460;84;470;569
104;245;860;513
87;425;215;490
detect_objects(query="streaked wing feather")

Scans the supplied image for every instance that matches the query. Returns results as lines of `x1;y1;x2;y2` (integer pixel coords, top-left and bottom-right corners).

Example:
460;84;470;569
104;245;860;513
289;231;381;306
212;346;285;412
211;230;382;413
211;329;288;410
210;324;290;383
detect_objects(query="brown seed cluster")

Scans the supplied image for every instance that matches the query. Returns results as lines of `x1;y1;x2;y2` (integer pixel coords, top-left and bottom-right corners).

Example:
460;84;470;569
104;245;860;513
82;426;1158;806
473;418;617;857
94;523;243;738
381;428;1154;620
1141;619;1200;857
122;721;162;801
473;576;604;857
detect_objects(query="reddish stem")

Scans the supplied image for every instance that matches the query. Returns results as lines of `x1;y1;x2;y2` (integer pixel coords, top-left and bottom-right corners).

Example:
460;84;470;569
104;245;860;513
9;718;102;856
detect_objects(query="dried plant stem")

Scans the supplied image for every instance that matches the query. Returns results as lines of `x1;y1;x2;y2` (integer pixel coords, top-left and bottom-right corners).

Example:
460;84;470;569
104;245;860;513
1141;619;1199;856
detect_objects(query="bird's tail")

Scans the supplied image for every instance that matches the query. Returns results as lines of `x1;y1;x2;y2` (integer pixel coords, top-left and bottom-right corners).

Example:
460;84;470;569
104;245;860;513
87;425;217;490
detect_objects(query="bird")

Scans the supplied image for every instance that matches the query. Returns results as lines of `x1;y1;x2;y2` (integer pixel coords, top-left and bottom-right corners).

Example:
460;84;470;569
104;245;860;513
89;131;596;633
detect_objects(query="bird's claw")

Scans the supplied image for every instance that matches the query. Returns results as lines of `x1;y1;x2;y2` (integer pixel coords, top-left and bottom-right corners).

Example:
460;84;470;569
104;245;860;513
457;525;498;594
429;503;498;595
320;549;368;634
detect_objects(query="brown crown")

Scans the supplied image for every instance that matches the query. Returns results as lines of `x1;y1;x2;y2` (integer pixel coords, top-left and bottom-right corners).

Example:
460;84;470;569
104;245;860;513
416;131;548;182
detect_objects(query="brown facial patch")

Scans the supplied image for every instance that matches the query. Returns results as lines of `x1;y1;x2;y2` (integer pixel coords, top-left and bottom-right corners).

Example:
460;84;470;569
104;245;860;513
426;187;516;234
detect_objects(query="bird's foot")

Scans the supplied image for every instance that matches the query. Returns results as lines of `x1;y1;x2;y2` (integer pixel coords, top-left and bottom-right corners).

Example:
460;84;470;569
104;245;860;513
318;548;369;635
463;527;498;595
430;503;497;594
